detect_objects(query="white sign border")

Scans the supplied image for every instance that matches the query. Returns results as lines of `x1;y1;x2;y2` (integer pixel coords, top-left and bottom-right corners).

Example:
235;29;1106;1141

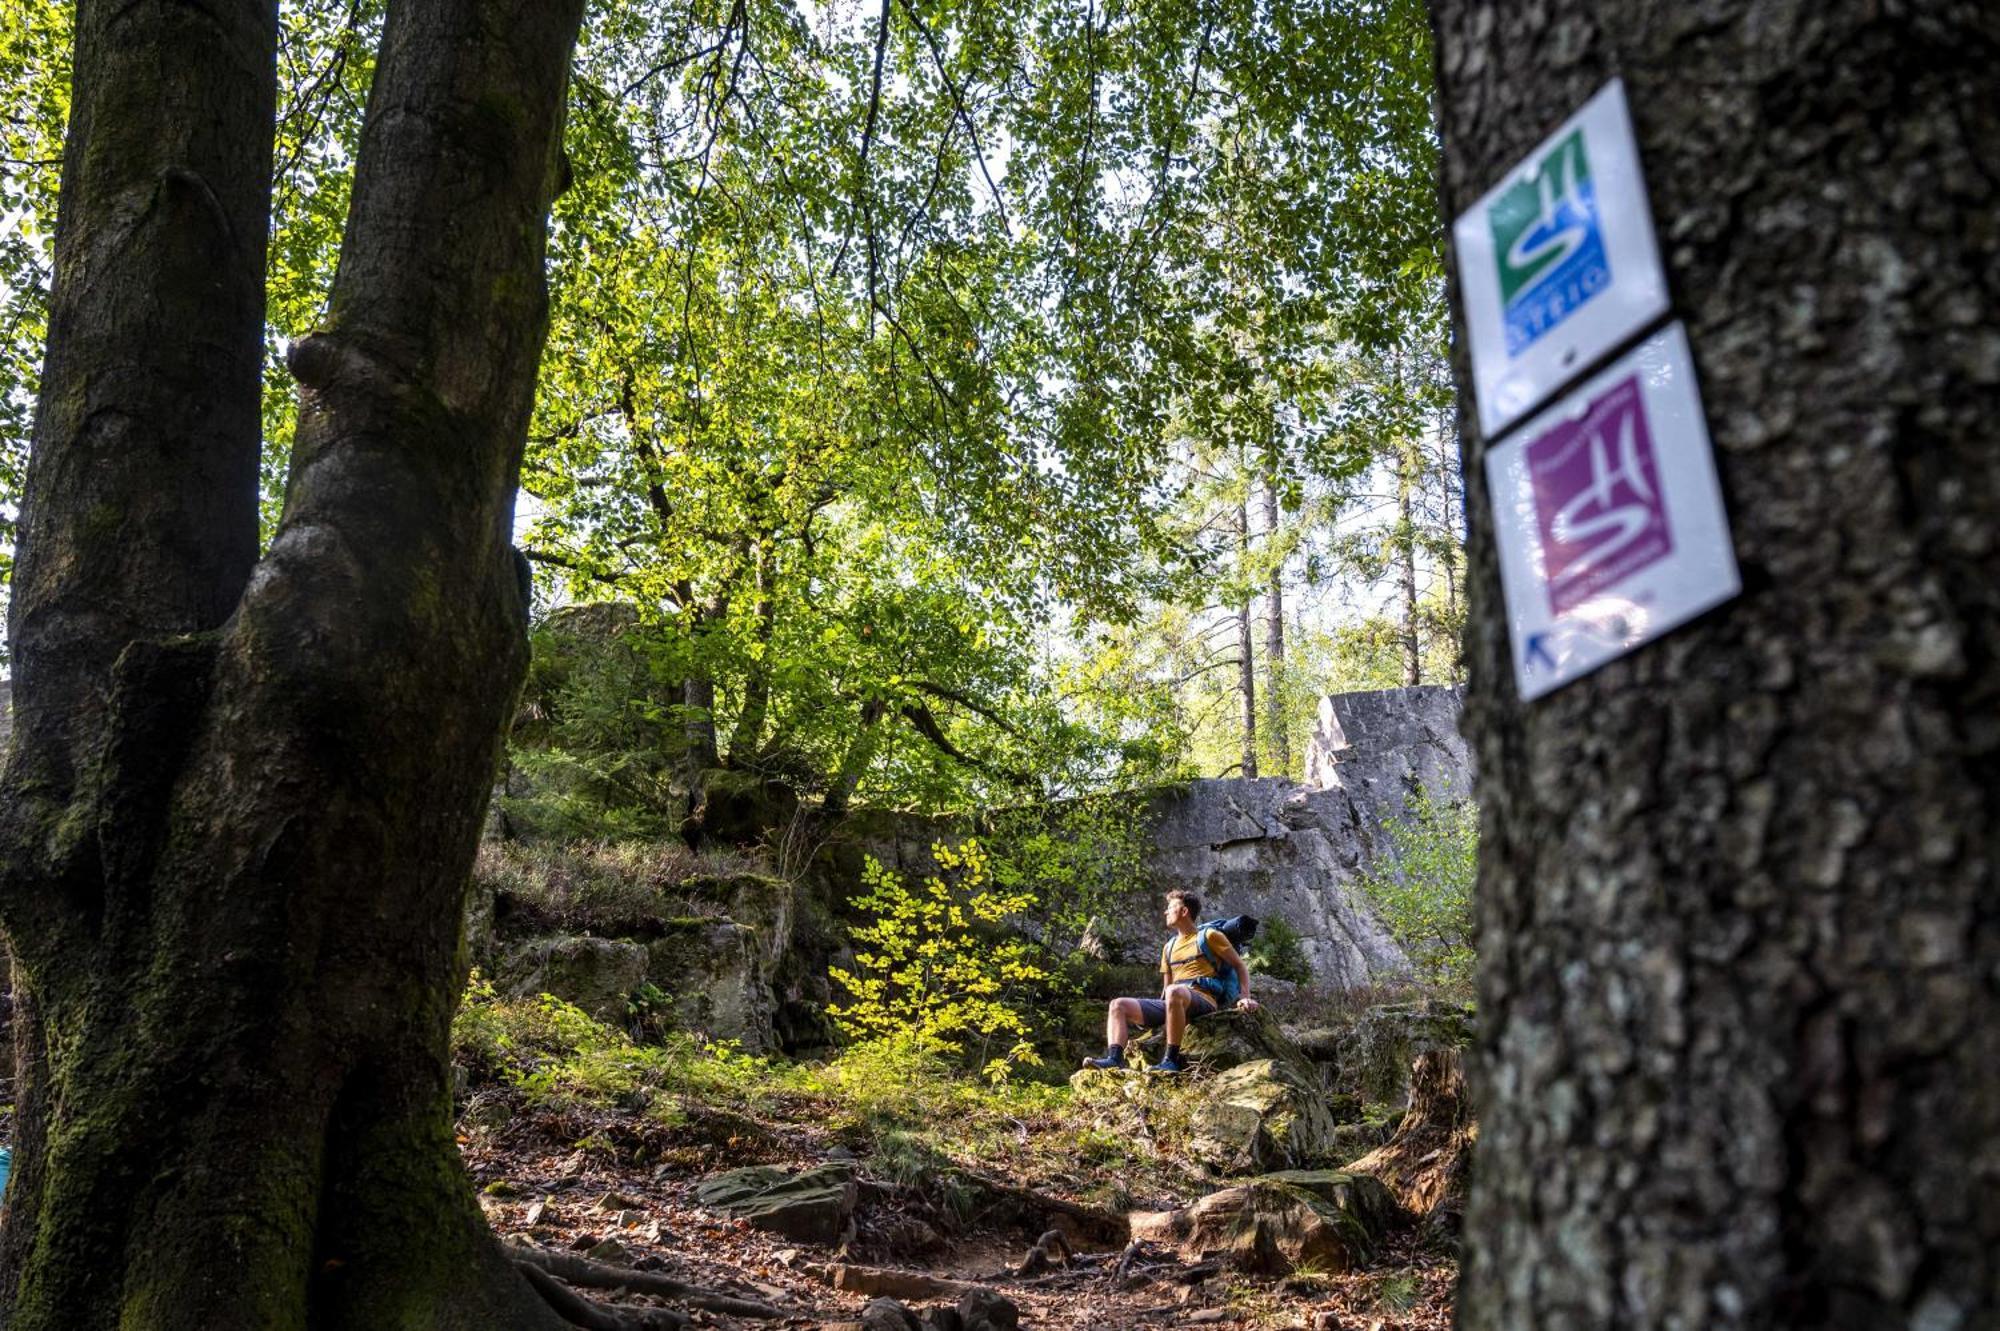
1485;321;1740;702
1454;78;1671;440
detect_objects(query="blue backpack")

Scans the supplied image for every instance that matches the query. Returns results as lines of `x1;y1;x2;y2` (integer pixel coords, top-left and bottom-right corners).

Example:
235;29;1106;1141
1161;915;1259;1008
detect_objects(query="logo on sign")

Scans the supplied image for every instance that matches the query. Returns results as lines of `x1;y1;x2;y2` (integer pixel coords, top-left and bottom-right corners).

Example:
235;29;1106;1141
1490;129;1610;356
1526;374;1671;616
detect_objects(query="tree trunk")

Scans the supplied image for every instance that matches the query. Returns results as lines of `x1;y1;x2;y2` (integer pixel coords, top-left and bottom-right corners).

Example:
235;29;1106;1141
683;675;721;767
726;544;777;767
1236;499;1258;778
823;698;887;816
1432;5;2000;1329
1395;438;1421;687
1260;467;1289;776
0;0;584;1325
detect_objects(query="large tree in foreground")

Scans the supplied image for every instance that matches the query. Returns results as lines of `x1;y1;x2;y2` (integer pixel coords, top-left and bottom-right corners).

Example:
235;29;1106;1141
0;0;587;1325
1432;4;1999;1328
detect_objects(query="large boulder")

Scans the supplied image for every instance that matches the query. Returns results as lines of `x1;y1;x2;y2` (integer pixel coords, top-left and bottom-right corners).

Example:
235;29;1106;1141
495;936;649;1024
1334;1000;1475;1108
695;1162;857;1245
1073;1011;1353;1173
645;918;776;1051
1189;1058;1342;1172
1128;1170;1396;1276
1145;1007;1324;1085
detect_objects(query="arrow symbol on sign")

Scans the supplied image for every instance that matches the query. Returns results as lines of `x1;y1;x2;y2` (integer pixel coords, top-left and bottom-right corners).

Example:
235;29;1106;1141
1525;632;1558;674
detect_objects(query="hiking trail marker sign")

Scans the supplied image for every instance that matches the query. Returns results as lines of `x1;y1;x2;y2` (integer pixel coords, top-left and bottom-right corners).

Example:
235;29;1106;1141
1454;79;1669;438
1485;323;1739;701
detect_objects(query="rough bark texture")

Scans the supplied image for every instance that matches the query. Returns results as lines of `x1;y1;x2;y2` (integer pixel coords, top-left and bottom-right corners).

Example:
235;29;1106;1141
1431;4;2000;1329
1346;1048;1472;1224
1395;444;1421;687
0;0;584;1325
1260;470;1290;775
1237;500;1259;778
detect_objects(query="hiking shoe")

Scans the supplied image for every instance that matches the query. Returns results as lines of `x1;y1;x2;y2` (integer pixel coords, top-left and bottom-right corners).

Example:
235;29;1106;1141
1081;1051;1126;1071
1147;1052;1187;1075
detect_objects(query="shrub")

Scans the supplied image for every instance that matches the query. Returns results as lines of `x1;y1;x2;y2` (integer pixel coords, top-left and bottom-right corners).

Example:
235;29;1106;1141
1248;915;1314;985
828;839;1053;1080
1356;787;1477;989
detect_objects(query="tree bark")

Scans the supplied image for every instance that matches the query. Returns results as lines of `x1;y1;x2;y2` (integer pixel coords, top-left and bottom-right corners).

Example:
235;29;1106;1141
1260;467;1290;776
0;0;584;1325
1432;5;2000;1328
1236;498;1259;778
823;697;887;816
726;544;777;767
1395;438;1422;687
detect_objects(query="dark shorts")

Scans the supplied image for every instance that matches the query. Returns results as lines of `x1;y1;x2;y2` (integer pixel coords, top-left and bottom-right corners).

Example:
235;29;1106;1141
1132;989;1218;1029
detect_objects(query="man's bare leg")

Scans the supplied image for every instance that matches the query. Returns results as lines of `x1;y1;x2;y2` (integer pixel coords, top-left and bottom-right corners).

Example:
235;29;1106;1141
1164;984;1192;1046
1106;996;1140;1047
1085;997;1143;1069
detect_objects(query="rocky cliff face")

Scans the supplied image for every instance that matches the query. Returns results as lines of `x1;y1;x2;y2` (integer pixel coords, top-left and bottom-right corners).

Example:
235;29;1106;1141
0;679;11;757
831;686;1472;992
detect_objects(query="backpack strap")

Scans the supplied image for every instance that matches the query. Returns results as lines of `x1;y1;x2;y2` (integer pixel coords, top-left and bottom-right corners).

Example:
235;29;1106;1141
1194;928;1239;1006
1195;928;1219;973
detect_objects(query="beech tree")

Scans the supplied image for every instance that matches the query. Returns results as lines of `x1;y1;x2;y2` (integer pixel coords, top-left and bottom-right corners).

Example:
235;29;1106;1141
0;0;595;1325
1431;4;1999;1328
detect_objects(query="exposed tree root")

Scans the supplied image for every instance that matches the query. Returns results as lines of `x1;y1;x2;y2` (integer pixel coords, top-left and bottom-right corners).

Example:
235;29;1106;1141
1347;1048;1473;1229
953;1168;1128;1242
1014;1228;1074;1276
508;1241;791;1322
516;1259;687;1331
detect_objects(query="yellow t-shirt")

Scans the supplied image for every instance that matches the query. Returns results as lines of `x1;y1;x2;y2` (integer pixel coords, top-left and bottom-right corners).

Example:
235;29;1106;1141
1162;928;1239;984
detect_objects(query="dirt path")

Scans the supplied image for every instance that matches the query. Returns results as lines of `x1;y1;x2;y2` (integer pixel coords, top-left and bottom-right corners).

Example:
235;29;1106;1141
463;1114;1455;1329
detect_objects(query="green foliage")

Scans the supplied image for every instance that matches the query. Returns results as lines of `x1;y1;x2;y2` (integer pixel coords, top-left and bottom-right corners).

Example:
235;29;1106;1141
1;0;1457;791
453;974;774;1110
0;0;70;641
502;608;691;839
984;792;1153;948
1248;915;1313;985
1356;788;1477;988
828;839;1051;1079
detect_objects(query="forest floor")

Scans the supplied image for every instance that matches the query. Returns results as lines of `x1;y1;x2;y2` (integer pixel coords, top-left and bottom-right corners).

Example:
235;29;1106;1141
455;991;1458;1330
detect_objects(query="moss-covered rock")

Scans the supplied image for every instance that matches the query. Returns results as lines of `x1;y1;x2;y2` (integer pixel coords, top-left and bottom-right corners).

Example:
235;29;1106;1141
1188;1058;1342;1172
644;918;776;1051
695;1162;858;1245
1127;1170;1396;1275
494;935;649;1023
689;768;799;847
1140;1006;1323;1085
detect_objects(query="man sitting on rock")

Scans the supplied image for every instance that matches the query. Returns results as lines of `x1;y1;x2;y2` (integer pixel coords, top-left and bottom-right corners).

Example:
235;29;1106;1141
1082;890;1259;1075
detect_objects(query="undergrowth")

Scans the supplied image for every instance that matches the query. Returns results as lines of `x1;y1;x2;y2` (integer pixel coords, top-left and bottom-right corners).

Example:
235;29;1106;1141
453;975;1199;1200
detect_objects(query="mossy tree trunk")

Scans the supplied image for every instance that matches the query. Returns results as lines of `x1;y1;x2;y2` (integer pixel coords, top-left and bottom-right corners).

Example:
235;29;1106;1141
1431;4;2000;1328
0;0;583;1326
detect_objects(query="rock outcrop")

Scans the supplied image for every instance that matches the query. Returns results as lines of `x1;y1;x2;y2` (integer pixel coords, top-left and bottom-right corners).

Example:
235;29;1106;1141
1188;1059;1342;1172
495;936;650;1024
1074;1010;1353;1173
835;687;1471;992
1332;1000;1475;1109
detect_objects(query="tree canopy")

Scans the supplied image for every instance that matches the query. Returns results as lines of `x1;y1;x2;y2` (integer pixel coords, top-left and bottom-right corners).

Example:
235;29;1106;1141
0;0;1457;814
